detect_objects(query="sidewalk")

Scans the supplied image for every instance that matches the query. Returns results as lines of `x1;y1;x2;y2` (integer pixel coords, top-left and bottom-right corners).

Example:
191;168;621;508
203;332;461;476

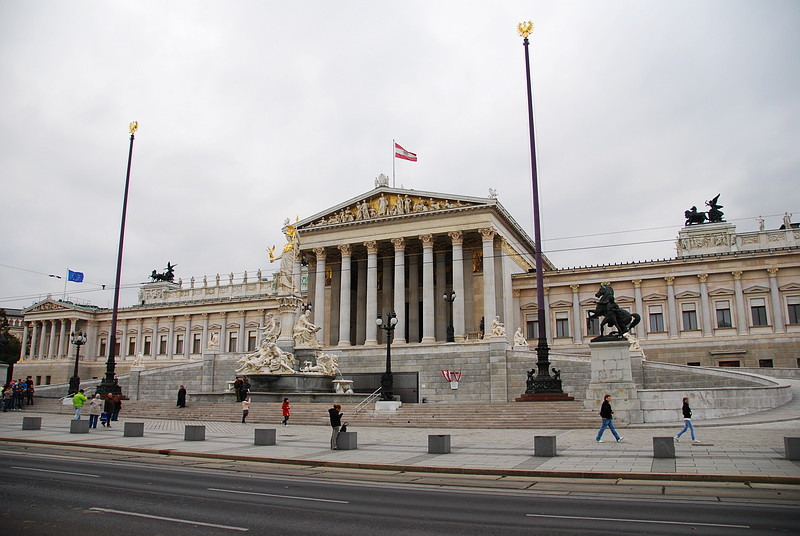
2;409;798;484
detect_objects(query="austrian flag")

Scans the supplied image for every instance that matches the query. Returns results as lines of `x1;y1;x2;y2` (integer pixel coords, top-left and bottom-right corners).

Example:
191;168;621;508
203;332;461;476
394;142;417;162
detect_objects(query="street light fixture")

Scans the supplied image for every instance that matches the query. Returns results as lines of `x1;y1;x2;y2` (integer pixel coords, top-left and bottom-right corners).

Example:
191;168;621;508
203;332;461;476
375;312;398;401
443;291;456;343
68;331;87;395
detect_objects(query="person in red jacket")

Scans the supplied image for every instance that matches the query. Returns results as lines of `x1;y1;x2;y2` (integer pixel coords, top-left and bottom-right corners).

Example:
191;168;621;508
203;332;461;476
281;398;291;426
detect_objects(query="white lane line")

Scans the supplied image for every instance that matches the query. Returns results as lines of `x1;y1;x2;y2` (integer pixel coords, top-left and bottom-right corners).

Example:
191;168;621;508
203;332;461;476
90;508;248;531
526;514;749;529
12;466;100;478
208;487;349;504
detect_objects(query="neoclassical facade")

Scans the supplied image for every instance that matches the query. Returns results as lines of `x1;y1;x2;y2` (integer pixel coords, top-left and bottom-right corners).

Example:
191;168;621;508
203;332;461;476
14;184;800;388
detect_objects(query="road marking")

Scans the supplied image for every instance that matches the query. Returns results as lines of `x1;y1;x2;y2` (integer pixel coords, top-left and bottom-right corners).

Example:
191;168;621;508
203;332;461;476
526;514;749;529
208;487;349;504
90;508;248;531
12;466;100;478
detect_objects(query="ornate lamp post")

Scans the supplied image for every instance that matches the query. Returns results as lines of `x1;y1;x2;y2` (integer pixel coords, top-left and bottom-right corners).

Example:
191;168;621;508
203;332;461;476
68;331;87;395
98;121;138;397
443;291;456;343
376;312;398;401
518;22;563;396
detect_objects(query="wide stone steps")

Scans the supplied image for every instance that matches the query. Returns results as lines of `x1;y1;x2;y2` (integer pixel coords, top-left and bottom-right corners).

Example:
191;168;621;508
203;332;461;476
32;398;599;429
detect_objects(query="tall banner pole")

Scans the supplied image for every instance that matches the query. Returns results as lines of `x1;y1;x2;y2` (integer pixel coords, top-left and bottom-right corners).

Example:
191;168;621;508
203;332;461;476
392;139;396;187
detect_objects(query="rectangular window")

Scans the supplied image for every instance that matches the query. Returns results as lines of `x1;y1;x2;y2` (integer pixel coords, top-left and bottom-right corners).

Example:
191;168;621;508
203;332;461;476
788;296;800;324
99;338;107;358
175;334;184;355
143;336;151;355
35;376;41;385
192;333;202;354
45;376;51;385
686;362;701;366
114;340;120;357
128;336;136;356
555;312;569;338
159;335;168;355
648;305;665;332
715;300;732;328
247;331;257;352
750;297;768;326
228;332;238;352
718;360;740;367
681;303;698;331
758;359;774;368
526;319;539;339
587;316;600;337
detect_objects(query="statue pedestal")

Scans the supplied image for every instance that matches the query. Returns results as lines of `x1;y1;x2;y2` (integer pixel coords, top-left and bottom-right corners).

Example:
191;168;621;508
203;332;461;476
584;340;643;424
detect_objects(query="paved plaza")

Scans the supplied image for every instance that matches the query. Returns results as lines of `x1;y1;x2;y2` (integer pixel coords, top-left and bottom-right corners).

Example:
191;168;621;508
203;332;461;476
2;385;799;484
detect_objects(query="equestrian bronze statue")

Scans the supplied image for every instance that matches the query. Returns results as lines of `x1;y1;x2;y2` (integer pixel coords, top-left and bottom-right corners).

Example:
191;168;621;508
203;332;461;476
586;284;641;341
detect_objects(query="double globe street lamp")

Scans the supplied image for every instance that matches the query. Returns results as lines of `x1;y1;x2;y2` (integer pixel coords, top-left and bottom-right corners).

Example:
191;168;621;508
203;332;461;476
375;312;398;401
68;331;87;395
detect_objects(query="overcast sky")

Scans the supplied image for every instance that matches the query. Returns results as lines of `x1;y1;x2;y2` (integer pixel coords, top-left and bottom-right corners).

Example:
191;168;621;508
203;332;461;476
2;0;798;311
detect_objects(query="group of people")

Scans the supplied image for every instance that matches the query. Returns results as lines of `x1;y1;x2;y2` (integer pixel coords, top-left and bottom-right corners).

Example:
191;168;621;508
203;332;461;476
596;394;699;443
2;377;33;411
71;389;122;427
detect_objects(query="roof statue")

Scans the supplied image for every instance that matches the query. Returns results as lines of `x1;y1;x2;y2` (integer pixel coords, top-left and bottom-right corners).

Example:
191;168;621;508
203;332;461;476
268;218;299;294
684;194;725;226
150;262;177;282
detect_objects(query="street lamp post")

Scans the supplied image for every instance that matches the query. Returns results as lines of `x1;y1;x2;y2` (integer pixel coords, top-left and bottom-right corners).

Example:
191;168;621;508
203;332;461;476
443;291;456;343
97;121;138;397
68;331;87;395
519;22;563;396
375;312;398;401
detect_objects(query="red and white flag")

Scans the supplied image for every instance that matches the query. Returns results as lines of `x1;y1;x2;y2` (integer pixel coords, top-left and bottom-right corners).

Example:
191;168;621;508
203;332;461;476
394;142;417;162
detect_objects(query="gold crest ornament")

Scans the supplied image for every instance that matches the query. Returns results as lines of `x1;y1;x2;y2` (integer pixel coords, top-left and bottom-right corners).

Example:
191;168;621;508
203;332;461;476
129;121;139;135
517;21;533;38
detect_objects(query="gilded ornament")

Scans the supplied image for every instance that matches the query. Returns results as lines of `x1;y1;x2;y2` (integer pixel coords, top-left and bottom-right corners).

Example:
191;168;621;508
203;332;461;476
129;121;139;135
517;21;533;38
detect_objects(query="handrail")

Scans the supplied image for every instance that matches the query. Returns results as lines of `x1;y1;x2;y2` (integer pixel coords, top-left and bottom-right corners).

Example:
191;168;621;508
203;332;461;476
352;388;382;416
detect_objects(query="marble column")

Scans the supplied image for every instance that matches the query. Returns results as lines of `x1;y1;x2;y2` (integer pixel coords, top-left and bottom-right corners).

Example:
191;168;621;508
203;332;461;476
313;247;327;344
167;316;175;359
570;284;582;343
57;319;67;358
733;271;748;335
184;315;192;358
48;320;57;358
37;321;46;359
544;288;552;344
120;320;129;359
338;244;352;346
356;258;367;345
698;274;713;336
480;228;497;326
364;241;379;345
66;318;76;358
220;312;228;353
239;310;247;353
382;250;393;323
151;317;159;358
665;277;678;338
632;279;645;339
136;319;144;357
420;234;436;343
392;238;406;344
202;313;209;351
448;231;466;342
435;250;446;341
21;323;30;360
768;268;785;332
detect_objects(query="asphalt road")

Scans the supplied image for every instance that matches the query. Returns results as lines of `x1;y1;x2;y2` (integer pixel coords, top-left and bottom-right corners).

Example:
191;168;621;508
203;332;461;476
1;446;797;535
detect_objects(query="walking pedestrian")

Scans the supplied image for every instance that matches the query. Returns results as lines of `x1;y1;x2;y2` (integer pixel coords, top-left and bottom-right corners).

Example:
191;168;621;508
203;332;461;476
177;385;187;408
25;377;34;405
595;394;623;443
281;398;290;426
72;389;88;420
111;395;122;421
102;393;115;427
675;396;699;443
329;404;342;450
241;397;251;424
87;394;103;428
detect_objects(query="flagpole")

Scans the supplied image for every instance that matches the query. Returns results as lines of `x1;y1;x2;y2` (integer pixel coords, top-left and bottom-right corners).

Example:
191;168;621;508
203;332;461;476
63;269;68;300
392;139;396;188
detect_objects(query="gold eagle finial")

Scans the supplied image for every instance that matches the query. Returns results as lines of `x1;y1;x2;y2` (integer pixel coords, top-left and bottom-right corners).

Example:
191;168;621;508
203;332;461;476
517;21;534;38
129;121;139;135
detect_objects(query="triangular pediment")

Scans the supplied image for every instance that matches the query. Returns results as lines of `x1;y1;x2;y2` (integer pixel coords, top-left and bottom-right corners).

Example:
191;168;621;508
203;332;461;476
643;292;667;302
22;298;89;315
549;300;573;308
779;283;800;292
675;291;701;299
708;288;735;296
297;186;492;230
743;285;770;294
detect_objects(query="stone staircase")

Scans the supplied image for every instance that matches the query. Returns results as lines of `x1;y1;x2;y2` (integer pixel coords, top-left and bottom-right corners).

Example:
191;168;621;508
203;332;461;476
28;397;599;429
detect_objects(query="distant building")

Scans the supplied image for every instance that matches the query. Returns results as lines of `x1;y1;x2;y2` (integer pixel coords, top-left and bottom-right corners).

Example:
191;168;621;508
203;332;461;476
13;185;800;393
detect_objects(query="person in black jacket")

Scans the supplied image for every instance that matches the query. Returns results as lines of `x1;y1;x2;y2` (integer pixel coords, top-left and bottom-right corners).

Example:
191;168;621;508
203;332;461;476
329;404;342;450
675;396;699;442
595;394;623;443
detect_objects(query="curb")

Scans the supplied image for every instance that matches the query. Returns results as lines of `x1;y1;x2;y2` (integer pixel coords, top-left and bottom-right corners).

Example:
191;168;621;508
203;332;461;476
3;437;799;486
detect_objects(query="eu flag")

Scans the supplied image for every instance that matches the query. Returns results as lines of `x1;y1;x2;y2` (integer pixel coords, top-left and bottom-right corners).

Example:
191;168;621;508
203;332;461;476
67;270;84;283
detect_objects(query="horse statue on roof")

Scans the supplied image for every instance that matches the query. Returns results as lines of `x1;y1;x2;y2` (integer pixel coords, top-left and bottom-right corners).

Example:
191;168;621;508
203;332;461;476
586;284;641;341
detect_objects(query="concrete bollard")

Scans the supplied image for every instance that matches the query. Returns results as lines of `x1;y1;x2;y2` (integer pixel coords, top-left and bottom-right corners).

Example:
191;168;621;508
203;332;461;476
784;437;800;461
653;436;676;458
428;434;451;454
534;435;557;457
254;428;277;446
70;420;90;434
184;425;206;441
124;422;145;437
22;416;42;430
337;431;358;450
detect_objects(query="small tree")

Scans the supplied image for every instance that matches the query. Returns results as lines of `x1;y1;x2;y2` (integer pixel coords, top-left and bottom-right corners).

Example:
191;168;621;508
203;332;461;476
0;309;21;384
